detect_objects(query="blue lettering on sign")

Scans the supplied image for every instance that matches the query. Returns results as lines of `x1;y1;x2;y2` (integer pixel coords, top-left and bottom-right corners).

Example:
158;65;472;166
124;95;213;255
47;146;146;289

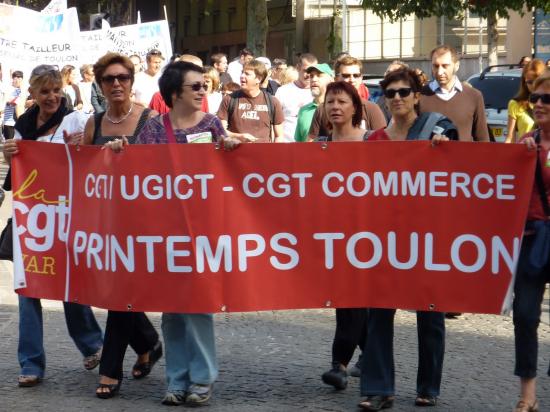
139;24;161;39
38;15;64;32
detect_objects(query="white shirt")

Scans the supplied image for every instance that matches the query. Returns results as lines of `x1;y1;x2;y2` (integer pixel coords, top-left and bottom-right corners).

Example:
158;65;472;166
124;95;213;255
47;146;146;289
227;60;243;84
133;71;161;107
428;78;463;101
207;92;223;115
274;81;313;142
15;111;87;143
78;81;94;114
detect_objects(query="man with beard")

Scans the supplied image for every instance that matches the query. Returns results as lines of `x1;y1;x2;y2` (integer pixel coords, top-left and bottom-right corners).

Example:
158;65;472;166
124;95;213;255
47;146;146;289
419;45;489;141
294;63;333;142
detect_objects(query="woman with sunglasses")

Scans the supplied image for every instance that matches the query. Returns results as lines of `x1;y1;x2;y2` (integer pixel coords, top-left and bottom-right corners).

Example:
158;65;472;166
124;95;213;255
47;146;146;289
106;61;239;406
358;68;457;411
83;53;162;399
506;59;546;144
514;72;550;412
2;64;103;387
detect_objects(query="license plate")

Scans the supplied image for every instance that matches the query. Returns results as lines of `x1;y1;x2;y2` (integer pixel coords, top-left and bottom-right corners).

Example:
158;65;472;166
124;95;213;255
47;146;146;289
491;127;503;137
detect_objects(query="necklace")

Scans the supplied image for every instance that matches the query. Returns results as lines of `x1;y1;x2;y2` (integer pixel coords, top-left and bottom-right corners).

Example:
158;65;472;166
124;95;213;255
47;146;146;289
105;103;134;124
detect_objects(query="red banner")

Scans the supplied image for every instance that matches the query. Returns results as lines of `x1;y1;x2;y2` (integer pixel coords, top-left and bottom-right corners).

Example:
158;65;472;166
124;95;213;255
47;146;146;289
11;140;535;314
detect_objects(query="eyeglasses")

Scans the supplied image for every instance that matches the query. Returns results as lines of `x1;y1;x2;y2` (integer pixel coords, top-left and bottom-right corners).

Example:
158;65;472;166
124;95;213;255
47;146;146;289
384;87;413;99
339;73;362;79
101;74;132;85
30;64;58;78
529;93;550;104
183;82;208;92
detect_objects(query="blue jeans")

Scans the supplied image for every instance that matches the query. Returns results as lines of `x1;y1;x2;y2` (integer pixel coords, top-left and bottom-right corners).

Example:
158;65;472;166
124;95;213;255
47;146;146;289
162;313;218;393
18;295;103;377
513;235;550;378
360;308;445;397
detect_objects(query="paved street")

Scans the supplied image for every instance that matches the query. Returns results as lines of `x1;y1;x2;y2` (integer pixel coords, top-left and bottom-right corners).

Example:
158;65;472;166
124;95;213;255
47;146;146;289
0;161;550;411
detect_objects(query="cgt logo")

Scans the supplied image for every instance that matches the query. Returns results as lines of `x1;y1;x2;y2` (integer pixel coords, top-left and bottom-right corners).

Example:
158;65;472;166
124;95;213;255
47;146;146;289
13;169;69;275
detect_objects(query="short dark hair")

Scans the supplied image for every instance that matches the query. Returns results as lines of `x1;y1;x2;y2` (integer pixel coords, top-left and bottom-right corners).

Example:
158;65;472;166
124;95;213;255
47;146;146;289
12;70;23;78
211;52;227;65
272;58;287;68
297;53;317;68
380;68;422;93
430;44;460;63
324;81;363;128
240;48;253;57
159;61;205;108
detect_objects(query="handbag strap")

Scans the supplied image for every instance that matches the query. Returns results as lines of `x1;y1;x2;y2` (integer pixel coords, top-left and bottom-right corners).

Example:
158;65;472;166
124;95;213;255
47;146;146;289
162;113;177;144
534;129;550;217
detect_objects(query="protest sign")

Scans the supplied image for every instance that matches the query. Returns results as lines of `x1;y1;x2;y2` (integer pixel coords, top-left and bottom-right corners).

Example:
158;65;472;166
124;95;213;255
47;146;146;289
79;20;173;67
11;141;535;315
0;4;80;74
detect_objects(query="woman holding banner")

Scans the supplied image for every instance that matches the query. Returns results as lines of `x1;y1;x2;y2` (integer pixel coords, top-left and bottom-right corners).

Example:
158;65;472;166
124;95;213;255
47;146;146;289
2;64;103;387
83;52;163;400
106;61;239;405
356;68;457;411
514;72;550;412
315;81;370;392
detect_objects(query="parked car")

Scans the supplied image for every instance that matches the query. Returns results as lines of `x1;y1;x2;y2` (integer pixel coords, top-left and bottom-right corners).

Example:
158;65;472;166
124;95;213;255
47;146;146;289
363;75;384;103
467;65;522;142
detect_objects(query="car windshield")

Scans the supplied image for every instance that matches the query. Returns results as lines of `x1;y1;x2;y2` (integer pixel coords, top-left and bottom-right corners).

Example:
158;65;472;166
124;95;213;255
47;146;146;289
468;76;520;110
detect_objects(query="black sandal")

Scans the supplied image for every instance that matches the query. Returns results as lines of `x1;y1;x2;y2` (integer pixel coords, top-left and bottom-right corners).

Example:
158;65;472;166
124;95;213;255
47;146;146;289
415;396;437;407
358;395;395;411
96;380;121;399
132;340;162;379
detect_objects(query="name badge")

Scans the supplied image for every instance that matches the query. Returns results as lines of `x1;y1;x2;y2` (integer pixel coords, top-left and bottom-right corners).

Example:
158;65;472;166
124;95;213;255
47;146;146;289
187;131;213;144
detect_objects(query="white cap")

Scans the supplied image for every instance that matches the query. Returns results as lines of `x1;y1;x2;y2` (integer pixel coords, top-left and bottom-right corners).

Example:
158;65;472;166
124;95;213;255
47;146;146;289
256;57;271;70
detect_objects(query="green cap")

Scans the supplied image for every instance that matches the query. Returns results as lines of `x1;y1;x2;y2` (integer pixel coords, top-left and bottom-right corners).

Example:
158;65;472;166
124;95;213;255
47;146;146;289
306;63;334;77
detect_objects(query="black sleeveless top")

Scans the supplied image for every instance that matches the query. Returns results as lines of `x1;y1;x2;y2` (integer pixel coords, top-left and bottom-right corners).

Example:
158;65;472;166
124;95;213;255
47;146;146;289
92;108;151;145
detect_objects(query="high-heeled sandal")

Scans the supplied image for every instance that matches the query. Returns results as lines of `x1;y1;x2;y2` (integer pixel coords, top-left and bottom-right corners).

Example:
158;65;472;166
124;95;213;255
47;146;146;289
514;399;539;412
96;379;122;399
132;340;162;379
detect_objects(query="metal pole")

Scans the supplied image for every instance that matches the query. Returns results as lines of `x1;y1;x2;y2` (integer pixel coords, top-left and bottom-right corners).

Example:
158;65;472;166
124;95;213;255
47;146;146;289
342;0;347;52
479;16;483;72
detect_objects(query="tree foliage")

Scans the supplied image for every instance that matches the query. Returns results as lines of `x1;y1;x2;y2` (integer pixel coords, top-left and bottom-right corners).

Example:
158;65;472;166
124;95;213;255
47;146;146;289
361;0;550;21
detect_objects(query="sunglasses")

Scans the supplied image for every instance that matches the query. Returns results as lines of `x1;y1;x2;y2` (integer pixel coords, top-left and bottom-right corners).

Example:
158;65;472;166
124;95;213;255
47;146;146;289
339;73;362;79
30;64;59;78
183;82;208;92
529;93;550;104
384;87;413;99
101;74;132;85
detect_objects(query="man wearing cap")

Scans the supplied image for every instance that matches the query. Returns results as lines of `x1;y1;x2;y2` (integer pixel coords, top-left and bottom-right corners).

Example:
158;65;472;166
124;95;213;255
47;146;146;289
294;63;333;142
275;53;318;142
133;49;164;107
